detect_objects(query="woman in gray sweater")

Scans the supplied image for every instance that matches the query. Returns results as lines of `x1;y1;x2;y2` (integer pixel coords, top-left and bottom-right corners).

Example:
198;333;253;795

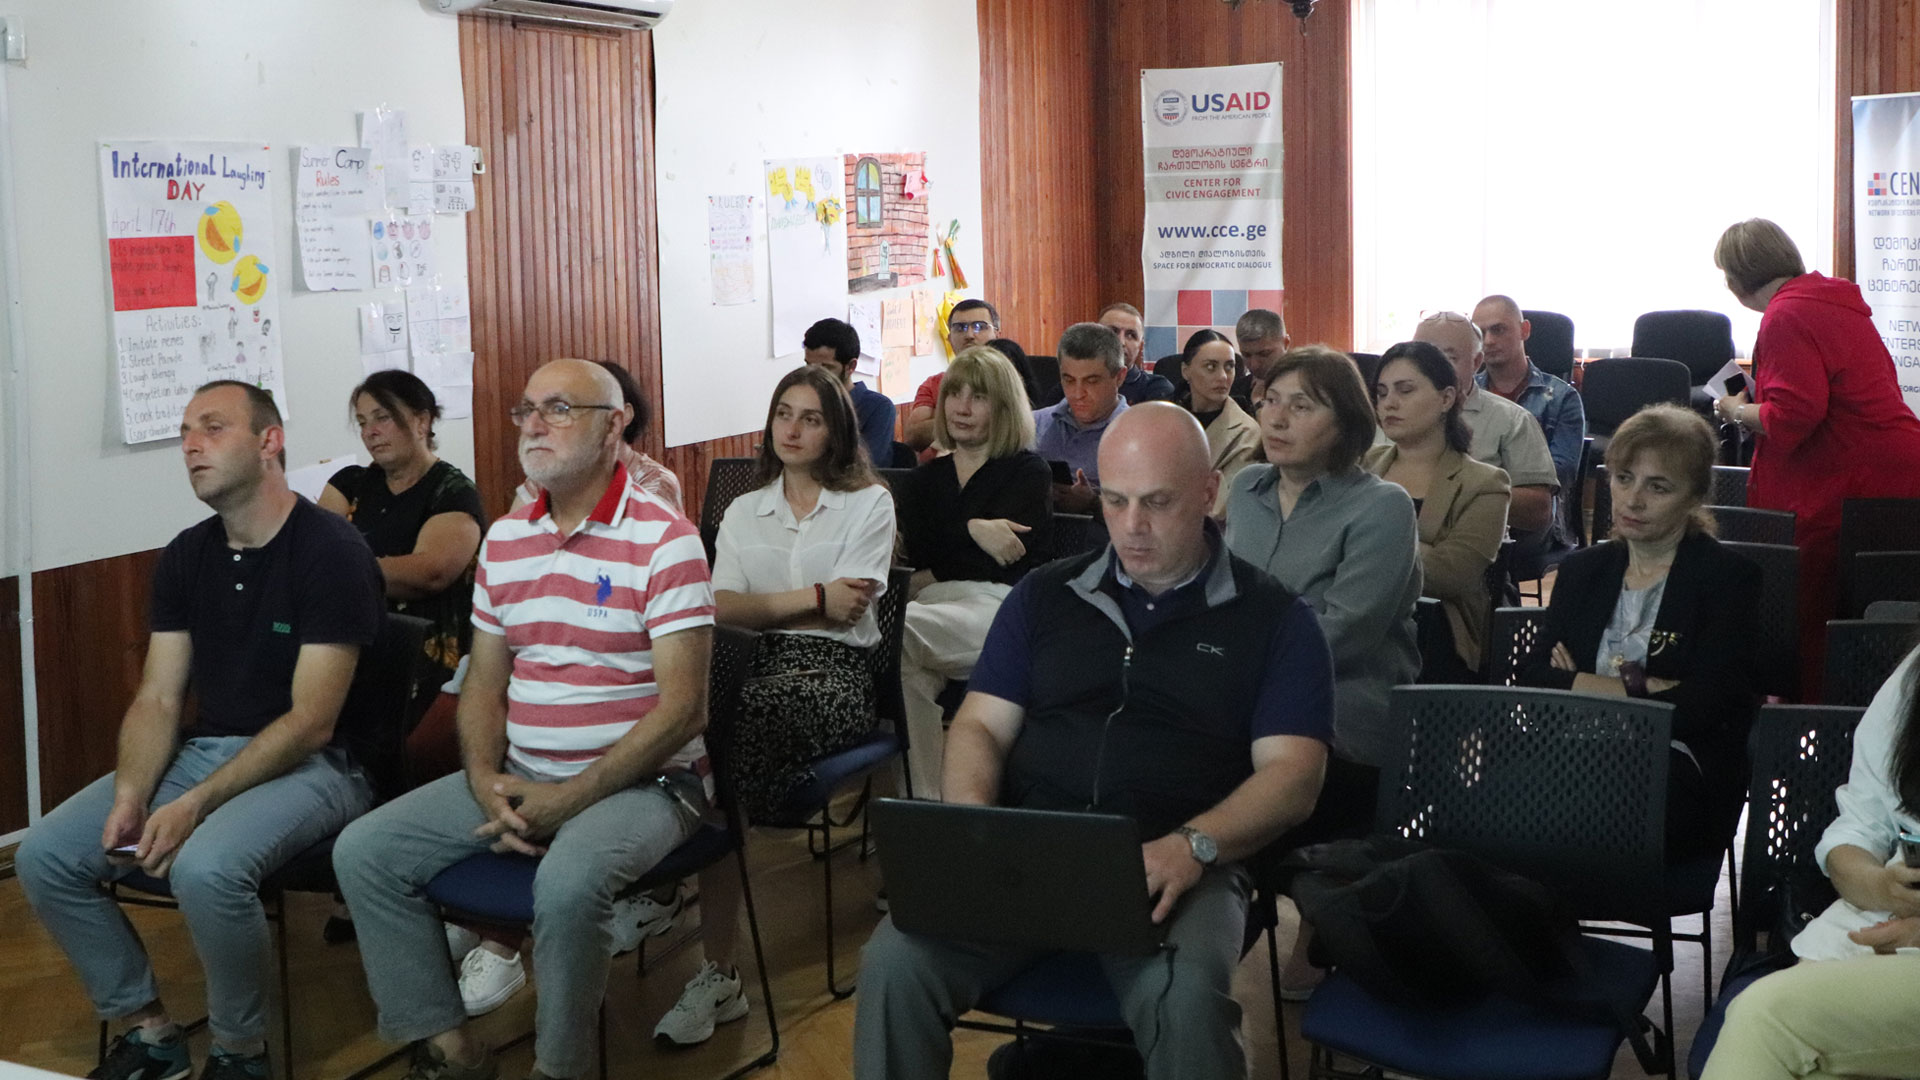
1226;345;1421;839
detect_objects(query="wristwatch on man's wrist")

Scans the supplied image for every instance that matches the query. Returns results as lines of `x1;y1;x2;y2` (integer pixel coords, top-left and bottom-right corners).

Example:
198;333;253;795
1173;825;1218;866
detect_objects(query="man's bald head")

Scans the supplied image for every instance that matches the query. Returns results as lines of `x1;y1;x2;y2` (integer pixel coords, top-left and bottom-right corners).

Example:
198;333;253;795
531;357;624;410
517;358;632;495
1413;312;1484;393
1096;403;1219;592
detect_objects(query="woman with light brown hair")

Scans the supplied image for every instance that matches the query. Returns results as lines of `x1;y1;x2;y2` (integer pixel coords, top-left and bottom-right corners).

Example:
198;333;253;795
1712;217;1920;694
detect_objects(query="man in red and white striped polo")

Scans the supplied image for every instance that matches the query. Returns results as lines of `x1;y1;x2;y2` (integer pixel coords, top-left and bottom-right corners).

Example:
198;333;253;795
337;359;715;1080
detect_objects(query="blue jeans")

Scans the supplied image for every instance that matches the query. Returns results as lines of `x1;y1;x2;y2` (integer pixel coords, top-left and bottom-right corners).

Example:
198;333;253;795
16;736;374;1049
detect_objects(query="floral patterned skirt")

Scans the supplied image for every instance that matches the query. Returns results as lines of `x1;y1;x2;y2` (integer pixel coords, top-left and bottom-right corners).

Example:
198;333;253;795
734;631;875;822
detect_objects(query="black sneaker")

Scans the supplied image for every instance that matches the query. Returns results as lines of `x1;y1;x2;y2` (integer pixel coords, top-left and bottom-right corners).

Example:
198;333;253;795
403;1042;499;1080
89;1028;192;1080
198;1050;268;1080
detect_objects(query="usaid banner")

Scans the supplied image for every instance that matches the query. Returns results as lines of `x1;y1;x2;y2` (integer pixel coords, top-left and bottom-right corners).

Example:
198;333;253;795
1139;63;1284;362
1855;92;1920;416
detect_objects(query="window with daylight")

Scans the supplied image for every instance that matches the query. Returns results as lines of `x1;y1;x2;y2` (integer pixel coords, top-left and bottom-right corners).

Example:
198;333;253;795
855;157;883;227
1352;0;1836;354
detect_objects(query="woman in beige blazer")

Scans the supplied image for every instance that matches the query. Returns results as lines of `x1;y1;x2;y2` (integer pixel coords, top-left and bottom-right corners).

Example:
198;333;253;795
1365;340;1511;676
1177;329;1263;517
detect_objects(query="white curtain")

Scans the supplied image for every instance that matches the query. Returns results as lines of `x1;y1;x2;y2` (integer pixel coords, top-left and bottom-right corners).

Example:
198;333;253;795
1352;0;1836;355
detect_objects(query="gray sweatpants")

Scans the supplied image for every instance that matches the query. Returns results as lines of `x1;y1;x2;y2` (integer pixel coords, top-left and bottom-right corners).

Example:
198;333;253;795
332;768;700;1080
15;736;374;1049
852;864;1252;1080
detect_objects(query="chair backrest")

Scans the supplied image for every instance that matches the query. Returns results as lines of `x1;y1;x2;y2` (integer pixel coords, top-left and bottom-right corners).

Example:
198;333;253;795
1867;599;1920;622
341;612;432;802
1708;505;1795;546
1520;310;1575;382
876;466;917;493
1710;466;1749;508
699;457;762;563
1839;500;1920;617
1721;541;1800;700
870;566;915;742
1348;351;1382;392
1852;551;1920;618
704;625;763;821
1483;606;1545;687
1581;357;1691;435
1564;437;1591;546
1051;512;1103;556
1026;354;1063;408
1822;619;1918;707
1630;309;1736;386
1376;686;1672;925
1735;704;1866;953
887;441;917;469
1412;597;1458;684
1592;464;1612;541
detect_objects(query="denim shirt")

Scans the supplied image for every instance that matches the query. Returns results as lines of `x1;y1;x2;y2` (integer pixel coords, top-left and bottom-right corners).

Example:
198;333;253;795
1478;364;1586;493
1224;465;1422;767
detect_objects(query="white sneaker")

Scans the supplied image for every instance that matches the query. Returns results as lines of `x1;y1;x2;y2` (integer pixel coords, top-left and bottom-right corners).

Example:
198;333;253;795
652;960;749;1045
445;922;481;962
458;947;527;1017
609;883;688;956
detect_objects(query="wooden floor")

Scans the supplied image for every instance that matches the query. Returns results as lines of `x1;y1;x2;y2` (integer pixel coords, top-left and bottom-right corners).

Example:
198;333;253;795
0;810;1730;1080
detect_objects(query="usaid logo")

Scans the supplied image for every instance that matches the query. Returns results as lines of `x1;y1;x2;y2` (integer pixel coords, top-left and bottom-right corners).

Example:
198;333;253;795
1153;90;1187;125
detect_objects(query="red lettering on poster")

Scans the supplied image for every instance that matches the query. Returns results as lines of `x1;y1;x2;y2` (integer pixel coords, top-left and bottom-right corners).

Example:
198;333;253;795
109;235;196;312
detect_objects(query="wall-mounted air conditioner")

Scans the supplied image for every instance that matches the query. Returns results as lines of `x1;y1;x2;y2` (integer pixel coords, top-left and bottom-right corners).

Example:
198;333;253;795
435;0;674;31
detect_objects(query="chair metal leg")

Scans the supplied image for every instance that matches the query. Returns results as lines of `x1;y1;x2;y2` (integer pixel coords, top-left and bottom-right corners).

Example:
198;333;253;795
726;837;781;1079
821;817;855;1000
596;1005;608;1080
1266;903;1290;1080
274;897;293;1080
1700;914;1713;1010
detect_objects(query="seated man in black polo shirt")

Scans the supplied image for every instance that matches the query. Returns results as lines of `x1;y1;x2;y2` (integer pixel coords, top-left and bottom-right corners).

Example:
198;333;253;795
18;381;384;1080
852;402;1335;1079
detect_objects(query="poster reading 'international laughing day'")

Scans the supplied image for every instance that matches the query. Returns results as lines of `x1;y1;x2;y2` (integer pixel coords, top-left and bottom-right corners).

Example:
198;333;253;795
99;140;288;445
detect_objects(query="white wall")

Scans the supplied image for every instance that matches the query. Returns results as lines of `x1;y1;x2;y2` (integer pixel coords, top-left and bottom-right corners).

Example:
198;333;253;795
4;0;470;571
652;0;984;448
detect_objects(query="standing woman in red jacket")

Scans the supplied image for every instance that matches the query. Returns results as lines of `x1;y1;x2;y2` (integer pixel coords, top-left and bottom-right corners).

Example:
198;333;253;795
1713;217;1920;695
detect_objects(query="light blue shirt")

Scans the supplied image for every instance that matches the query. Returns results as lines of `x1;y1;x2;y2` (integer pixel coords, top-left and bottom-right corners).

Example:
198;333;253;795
1032;396;1129;484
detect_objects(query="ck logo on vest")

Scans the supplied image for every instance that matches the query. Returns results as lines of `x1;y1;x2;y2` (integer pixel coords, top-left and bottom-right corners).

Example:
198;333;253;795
1195;642;1226;657
589;571;613;617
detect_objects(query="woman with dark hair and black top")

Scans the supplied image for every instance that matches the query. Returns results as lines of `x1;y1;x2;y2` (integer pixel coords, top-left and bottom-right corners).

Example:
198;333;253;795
1701;648;1920;1077
1173;329;1262;518
652;364;896;1046
1366;340;1511;680
1517;404;1761;863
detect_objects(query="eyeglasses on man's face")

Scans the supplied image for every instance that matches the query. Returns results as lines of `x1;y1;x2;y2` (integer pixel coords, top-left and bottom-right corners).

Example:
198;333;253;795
948;320;994;336
508;401;616;427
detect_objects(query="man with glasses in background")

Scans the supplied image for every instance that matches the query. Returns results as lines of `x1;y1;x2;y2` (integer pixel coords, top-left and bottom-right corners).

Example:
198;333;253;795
904;298;1004;452
336;358;716;1080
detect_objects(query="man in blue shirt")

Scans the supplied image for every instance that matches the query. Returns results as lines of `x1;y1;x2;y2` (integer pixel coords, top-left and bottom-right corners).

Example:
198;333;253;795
1472;295;1587;547
1034;322;1130;513
853;403;1334;1079
803;317;897;467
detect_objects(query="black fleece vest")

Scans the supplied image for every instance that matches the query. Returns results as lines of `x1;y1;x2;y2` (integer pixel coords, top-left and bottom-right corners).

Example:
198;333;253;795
1000;549;1300;839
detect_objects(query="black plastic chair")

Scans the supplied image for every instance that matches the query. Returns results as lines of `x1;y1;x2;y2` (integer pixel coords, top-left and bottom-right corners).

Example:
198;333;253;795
700;457;763;563
1709;466;1749;509
1867;600;1920;622
1593;463;1613;542
1684;704;1864;1078
1483;606;1546;687
1303;687;1672;1079
1632;310;1736;389
1582;358;1691;460
1839;499;1920;617
1521;310;1576;383
875;466;917;493
102;612;429;1078
1850;551;1920;617
1707;506;1795;546
1821;619;1917;707
419;626;780;1080
1027;354;1063;408
754;566;915;998
1720;542;1800;701
1412;597;1470;685
1051;512;1104;556
1348;351;1381;392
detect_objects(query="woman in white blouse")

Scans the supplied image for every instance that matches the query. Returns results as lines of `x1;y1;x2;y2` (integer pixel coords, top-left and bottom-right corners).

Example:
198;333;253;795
653;364;896;1047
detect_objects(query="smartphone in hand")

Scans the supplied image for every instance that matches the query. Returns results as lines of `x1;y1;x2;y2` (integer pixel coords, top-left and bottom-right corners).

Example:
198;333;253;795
105;843;140;864
1898;830;1920;868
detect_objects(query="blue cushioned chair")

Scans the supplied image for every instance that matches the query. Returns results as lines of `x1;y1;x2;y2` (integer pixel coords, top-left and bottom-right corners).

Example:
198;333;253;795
1686;703;1863;1078
752;565;915;998
419;625;779;1080
101;611;429;1079
1302;687;1675;1080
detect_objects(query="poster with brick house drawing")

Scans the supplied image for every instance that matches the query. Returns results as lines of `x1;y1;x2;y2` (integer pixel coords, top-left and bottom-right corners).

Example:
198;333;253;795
844;152;930;293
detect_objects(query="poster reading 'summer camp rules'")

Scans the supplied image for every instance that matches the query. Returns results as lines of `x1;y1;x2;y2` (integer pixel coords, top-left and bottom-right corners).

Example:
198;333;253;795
100;141;288;445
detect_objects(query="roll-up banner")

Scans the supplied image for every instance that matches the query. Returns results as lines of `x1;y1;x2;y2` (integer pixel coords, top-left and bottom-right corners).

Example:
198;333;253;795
1854;92;1920;416
1139;63;1284;363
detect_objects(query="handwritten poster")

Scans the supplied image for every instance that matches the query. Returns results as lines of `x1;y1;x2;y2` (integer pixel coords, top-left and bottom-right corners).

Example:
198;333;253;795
881;296;914;349
707;194;756;306
295;145;374;291
912;289;938;356
99;140;287;444
765;156;848;348
359;108;410;209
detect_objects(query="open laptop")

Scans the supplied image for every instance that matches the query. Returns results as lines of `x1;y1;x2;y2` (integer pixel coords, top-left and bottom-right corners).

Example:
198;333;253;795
870;799;1168;955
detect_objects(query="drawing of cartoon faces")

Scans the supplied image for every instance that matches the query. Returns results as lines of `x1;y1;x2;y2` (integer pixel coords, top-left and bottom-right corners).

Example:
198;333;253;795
373;221;387;240
418;222;432;240
260;319;271;338
410;241;423;258
378;266;391;285
227;310;239;339
252;308;261;324
383;312;406;345
402;221;416;240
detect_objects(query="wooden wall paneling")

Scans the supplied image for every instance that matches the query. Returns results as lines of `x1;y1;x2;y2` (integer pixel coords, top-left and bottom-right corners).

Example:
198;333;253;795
1836;1;1920;280
979;0;1353;357
0;578;25;833
32;550;161;812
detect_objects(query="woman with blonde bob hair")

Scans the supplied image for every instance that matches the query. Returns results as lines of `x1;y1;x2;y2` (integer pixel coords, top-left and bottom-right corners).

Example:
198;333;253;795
1712;217;1920;695
1519;404;1763;863
894;346;1052;798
